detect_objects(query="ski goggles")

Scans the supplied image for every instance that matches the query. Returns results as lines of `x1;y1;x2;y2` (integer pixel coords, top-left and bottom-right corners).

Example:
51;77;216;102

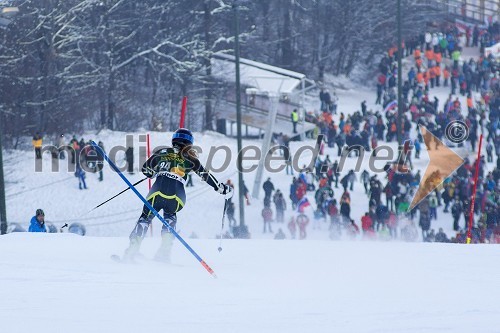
172;132;193;144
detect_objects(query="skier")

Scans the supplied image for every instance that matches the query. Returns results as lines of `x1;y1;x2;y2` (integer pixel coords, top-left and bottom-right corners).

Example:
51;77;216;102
122;128;233;262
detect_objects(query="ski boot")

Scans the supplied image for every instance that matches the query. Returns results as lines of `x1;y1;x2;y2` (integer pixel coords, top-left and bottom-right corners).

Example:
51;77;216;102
122;219;150;262
154;232;175;263
122;237;143;263
154;213;177;263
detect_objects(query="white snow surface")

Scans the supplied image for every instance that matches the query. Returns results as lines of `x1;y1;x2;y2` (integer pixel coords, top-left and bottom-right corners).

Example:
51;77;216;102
1;233;499;333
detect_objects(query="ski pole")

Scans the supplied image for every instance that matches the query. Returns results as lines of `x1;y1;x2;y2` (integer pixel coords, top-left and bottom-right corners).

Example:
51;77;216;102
90;141;217;278
90;177;147;212
218;199;229;252
62;177;146;226
60;223;68;232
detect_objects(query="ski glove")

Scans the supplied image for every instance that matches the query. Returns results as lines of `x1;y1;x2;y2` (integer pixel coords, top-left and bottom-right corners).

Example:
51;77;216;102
218;183;233;199
143;166;156;178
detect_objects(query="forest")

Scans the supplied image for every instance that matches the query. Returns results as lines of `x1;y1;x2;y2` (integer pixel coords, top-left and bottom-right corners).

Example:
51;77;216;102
0;0;446;144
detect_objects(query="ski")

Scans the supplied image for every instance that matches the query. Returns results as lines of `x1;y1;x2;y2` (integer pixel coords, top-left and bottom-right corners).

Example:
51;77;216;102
110;253;145;264
110;254;125;263
110;254;183;266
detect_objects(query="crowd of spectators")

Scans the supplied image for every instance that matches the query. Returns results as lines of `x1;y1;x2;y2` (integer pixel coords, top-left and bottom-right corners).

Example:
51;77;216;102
32;133;110;189
259;21;499;243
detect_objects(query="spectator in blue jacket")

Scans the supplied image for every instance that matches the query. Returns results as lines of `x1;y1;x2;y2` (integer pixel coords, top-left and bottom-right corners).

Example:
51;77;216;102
75;164;87;190
408;67;416;87
29;209;47;232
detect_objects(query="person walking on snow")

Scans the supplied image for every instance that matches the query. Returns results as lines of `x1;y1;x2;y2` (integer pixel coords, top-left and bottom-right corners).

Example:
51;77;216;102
122;128;233;262
262;206;273;233
263;178;275;202
75;164;88;190
291;109;299;134
32;132;42;159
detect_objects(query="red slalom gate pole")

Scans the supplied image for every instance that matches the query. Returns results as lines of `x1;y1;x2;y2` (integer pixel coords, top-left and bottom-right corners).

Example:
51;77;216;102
467;134;483;244
146;133;153;236
179;96;187;128
146;133;152;190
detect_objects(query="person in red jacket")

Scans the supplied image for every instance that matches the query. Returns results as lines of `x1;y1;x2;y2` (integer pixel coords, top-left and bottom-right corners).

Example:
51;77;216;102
327;199;339;231
387;211;398;238
361;212;376;239
295;180;307;201
378;73;387;86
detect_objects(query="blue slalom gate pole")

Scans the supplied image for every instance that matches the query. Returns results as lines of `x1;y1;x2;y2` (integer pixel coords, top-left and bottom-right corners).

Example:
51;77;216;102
90;141;217;278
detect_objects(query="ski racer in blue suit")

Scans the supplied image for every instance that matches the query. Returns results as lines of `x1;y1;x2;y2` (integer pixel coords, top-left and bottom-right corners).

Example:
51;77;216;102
122;128;233;262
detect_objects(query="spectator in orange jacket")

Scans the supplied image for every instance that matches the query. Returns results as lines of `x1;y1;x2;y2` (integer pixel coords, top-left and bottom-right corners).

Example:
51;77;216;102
434;51;442;65
414;49;421;60
443;67;450;87
429;67;436;88
423;71;430;90
388;46;396;60
425;48;434;67
467;94;473;111
416;71;424;85
416;57;423;70
343;122;352;134
434;65;441;87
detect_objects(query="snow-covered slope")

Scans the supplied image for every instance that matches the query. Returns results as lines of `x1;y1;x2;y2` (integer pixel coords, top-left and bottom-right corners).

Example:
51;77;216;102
2;128;451;240
7;135;491;240
1;233;499;333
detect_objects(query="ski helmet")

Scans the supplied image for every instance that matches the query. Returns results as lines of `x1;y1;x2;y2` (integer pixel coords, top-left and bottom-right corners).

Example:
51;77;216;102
36;209;45;216
172;128;194;148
